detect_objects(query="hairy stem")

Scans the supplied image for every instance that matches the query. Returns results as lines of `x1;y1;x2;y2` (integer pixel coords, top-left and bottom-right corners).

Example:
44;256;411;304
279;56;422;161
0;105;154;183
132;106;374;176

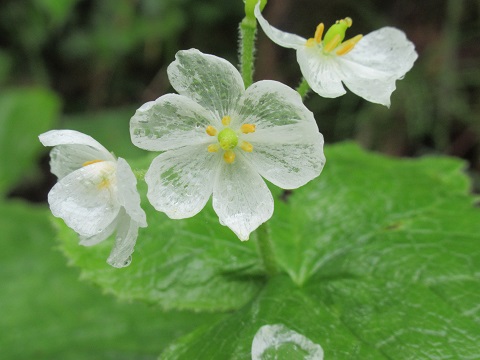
239;17;257;88
255;222;279;277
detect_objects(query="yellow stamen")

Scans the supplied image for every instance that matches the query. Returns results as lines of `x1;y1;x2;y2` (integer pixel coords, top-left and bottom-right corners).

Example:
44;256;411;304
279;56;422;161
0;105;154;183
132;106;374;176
206;125;217;136
305;38;316;47
207;144;220;153
240;141;253;152
223;150;235;164
82;159;103;167
323;33;342;52
221;115;232;126
240;124;256;134
314;23;324;43
335;34;363;56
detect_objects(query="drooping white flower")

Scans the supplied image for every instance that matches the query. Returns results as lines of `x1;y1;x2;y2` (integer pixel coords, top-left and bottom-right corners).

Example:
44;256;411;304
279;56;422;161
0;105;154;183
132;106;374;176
130;49;325;240
39;130;147;268
254;3;418;107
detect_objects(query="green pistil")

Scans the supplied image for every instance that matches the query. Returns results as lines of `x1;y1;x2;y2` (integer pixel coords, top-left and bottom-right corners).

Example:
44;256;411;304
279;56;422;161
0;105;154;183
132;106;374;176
323;17;352;45
218;128;238;150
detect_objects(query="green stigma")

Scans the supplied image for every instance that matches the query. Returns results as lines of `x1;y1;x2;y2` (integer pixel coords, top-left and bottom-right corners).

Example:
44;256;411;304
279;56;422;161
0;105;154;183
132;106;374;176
218;128;238;150
323;17;352;45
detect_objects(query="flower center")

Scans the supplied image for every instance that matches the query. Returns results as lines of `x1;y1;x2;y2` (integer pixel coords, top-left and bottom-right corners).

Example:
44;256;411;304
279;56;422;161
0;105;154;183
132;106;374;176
305;17;363;56
82;160;114;189
205;115;256;164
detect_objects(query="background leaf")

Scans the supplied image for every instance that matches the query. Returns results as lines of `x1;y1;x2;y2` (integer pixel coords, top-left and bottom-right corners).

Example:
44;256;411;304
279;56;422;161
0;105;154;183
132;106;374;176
0;88;60;196
0;201;218;359
55;143;480;358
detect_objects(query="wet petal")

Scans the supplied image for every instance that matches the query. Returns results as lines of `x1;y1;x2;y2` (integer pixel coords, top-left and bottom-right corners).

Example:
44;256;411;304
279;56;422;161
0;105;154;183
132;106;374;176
48;161;121;237
145;144;221;219
212;155;273;241
39;130;114;179
116;157;147;227
244;132;325;189
130;94;216;152
167;49;245;120
254;3;306;49
237;80;318;129
107;210;139;268
340;27;418;107
296;47;346;98
252;324;324;360
79;215;118;246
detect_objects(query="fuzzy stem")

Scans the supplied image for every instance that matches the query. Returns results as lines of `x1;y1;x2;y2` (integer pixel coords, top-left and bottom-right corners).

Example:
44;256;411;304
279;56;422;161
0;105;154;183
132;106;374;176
255;222;278;277
296;78;311;100
239;17;257;88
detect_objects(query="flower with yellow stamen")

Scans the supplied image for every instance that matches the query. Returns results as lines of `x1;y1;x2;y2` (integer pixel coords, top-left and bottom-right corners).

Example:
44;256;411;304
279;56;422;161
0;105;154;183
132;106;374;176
39;129;147;268
130;49;325;241
254;3;418;107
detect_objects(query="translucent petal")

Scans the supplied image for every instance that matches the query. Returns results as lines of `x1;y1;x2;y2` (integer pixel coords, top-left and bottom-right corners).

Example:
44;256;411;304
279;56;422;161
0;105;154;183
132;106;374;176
254;3;306;49
79;215;118;246
48;161;121;237
167;49;245;120
145;144;221;219
116;157;147;227
296;47;346;98
107;210;139;268
40;130;114;179
340;27;418;106
212;155;273;241
243;131;326;189
130;94;216;152
237;80;319;129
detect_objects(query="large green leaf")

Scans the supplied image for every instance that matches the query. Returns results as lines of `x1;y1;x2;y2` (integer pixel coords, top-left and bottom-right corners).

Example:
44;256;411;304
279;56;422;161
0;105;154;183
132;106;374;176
0;88;60;195
0;201;218;359
55;143;480;358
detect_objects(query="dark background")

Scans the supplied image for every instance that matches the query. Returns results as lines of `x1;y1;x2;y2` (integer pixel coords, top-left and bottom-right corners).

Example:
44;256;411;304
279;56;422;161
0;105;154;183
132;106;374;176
1;0;479;197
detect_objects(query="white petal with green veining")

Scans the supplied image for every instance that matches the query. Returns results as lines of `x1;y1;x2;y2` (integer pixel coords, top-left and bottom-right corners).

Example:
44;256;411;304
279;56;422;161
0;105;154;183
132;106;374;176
116;157;147;227
212;155;273;241
254;3;306;50
297;47;347;98
39;130;114;179
167;49;245;120
79;215;118;246
107;209;139;268
130;94;216;152
145;144;221;219
339;27;418;106
48;161;120;237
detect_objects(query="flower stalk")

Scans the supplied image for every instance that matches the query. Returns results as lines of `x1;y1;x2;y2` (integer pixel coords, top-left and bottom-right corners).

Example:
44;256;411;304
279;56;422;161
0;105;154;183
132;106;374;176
296;78;311;99
255;222;279;277
239;17;257;88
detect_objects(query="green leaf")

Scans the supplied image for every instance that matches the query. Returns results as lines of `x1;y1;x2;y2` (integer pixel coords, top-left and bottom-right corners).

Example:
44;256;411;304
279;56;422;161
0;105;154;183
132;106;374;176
0;88;60;195
55;143;480;357
0;200;217;359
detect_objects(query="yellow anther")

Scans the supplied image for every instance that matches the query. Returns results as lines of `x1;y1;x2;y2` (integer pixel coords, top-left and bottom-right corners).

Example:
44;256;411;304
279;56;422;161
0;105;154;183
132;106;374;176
335;34;363;56
98;178;111;189
207;144;220;153
323;33;342;52
221;115;232;126
240;124;256;134
206;125;217;136
223;150;236;164
305;38;316;47
314;23;324;43
240;141;253;152
82;159;103;167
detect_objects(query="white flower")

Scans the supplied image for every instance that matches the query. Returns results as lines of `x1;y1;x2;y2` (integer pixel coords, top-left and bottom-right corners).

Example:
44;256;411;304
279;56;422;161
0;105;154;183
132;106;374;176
254;3;418;107
39;130;147;268
130;49;325;240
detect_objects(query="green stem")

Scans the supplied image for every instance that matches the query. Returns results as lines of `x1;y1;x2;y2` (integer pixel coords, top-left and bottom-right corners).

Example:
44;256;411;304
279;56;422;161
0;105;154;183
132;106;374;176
255;222;278;277
133;169;146;181
296;78;311;100
239;17;257;88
